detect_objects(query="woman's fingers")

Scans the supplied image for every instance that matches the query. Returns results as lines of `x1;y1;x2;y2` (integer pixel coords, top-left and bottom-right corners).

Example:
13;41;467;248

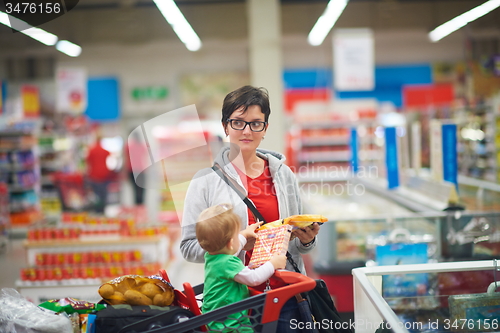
293;222;320;244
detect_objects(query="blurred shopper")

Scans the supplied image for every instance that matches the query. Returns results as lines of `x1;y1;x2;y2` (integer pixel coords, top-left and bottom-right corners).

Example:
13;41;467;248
180;85;321;332
86;134;112;213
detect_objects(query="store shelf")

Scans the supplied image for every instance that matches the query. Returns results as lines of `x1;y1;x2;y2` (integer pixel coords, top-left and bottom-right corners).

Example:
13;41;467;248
298;151;351;163
16;280;102;304
8;184;37;193
301;136;350;146
0;163;36;172
0;147;34;153
23;236;165;248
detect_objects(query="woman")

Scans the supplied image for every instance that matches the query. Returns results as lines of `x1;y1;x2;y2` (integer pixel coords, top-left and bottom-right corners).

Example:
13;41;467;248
180;85;320;330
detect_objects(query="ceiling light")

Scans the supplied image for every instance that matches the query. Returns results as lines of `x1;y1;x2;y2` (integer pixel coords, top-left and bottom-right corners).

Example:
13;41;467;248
56;40;82;57
0;11;58;45
429;0;500;42
308;0;349;46
152;0;202;51
23;27;58;46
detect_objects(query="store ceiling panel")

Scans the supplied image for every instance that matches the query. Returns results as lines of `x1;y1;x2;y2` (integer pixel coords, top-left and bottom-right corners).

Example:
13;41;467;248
0;0;499;54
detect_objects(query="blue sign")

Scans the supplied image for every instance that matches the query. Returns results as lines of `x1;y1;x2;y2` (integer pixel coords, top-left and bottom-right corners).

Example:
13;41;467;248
442;124;458;188
86;77;120;122
385;127;399;189
350;128;359;174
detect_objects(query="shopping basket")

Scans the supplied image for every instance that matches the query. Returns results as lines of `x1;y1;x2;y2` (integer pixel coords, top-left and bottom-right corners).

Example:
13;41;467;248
117;270;317;333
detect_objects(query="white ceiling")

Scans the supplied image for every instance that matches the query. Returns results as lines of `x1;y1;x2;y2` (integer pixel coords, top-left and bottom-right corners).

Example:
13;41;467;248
1;0;500;53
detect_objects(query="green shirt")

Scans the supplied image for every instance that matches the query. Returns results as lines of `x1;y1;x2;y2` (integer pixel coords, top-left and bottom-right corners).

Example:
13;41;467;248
202;252;253;332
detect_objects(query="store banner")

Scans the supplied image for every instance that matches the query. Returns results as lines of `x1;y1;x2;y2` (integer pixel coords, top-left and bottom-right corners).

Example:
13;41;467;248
21;85;40;118
430;120;443;182
350;128;358;173
0;81;4;115
385;127;399;189
56;67;87;114
442;123;458;188
411;122;422;173
333;28;375;91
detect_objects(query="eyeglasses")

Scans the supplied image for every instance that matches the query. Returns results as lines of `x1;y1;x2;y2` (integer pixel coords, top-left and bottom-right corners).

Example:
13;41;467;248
227;119;267;132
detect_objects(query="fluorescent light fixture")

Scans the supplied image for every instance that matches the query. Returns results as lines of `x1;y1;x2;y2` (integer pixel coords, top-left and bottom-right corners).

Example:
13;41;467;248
0;10;58;45
153;0;202;51
308;0;349;46
56;40;82;57
429;0;500;42
23;27;58;46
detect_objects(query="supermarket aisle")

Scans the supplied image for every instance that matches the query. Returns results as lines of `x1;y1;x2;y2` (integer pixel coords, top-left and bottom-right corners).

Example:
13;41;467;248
0;236;205;299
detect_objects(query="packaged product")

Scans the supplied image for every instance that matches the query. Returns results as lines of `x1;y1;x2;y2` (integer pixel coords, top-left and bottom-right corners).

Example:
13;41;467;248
249;224;293;269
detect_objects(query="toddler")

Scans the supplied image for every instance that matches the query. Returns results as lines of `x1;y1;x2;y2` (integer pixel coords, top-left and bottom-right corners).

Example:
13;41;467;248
196;203;286;332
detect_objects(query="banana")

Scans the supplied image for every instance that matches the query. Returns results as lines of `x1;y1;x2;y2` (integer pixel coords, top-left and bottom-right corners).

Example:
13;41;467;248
256;214;328;231
283;214;328;229
256;219;284;231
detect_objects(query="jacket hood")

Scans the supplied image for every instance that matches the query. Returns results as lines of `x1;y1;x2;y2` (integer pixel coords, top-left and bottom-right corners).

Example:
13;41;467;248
214;146;286;165
213;145;286;178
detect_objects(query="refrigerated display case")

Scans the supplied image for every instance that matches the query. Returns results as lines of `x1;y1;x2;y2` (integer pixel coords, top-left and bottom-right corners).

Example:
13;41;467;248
352;260;500;333
312;211;500;314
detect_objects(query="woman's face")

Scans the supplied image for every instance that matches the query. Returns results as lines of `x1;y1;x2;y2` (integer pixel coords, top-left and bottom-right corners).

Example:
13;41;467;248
224;105;268;154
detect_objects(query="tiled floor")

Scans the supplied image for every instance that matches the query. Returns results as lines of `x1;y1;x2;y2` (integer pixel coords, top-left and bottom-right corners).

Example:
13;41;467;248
0;238;27;290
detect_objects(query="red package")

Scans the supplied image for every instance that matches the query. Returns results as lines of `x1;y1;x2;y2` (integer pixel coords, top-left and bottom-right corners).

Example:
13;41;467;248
248;225;293;269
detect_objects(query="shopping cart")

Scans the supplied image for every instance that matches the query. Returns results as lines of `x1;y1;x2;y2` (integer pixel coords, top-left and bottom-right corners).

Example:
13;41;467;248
116;270;317;333
52;172;120;212
52;172;90;211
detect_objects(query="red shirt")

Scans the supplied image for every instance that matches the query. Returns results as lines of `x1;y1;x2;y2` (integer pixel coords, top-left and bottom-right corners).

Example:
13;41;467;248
234;160;284;291
86;143;111;182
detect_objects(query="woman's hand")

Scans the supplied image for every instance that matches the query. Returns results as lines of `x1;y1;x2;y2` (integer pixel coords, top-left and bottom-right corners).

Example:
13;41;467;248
293;222;320;245
240;222;262;251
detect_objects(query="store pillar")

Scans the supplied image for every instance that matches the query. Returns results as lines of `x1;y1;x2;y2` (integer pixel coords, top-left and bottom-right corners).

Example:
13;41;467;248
247;0;285;154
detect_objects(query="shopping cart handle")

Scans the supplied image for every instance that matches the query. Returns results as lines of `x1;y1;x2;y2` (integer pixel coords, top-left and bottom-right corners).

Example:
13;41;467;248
273;270;313;285
261;270;316;324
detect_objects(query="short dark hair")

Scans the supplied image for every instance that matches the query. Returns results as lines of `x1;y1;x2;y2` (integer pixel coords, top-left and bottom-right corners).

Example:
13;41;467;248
221;86;271;124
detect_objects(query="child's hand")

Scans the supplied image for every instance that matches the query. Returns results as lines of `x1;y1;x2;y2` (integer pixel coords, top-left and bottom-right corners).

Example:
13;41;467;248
240;222;262;251
269;255;287;270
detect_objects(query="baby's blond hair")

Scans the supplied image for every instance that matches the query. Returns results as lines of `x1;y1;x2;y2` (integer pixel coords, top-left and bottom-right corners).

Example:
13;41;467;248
196;204;241;253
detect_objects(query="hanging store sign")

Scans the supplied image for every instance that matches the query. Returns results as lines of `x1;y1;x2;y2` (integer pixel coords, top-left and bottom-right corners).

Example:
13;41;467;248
333;28;375;91
385;127;399;189
411;122;422;173
131;86;169;101
442;123;458;188
350;128;358;173
56;67;87;114
430;120;443;182
21;85;40;118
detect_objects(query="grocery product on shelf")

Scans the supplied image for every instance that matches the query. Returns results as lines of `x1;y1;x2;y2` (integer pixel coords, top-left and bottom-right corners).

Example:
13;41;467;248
0;125;42;226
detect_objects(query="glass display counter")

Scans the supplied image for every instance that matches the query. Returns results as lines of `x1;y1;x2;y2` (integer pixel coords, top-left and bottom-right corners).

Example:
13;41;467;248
311;212;500;314
315;212;500;267
352;260;500;333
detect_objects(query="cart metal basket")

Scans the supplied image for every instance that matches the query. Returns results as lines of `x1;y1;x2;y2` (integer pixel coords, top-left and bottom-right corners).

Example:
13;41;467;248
117;270;316;333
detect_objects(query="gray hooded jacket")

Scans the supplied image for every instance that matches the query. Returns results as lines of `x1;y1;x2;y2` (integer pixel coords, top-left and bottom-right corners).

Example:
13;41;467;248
180;146;315;275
